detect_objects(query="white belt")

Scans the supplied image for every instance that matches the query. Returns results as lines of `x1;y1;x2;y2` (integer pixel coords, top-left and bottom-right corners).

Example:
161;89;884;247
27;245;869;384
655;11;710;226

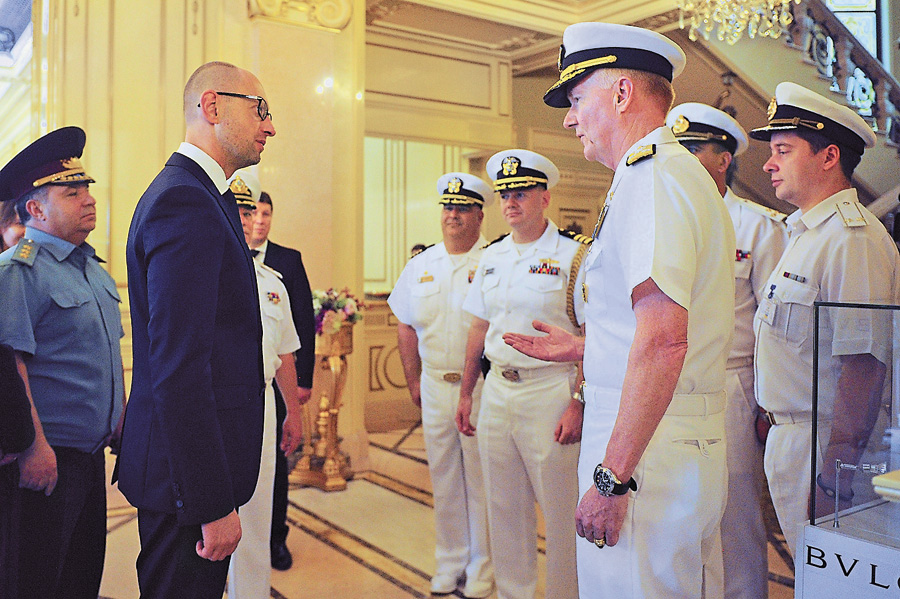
423;366;464;384
726;356;753;370
490;362;573;382
581;384;725;417
664;391;726;417
763;409;813;426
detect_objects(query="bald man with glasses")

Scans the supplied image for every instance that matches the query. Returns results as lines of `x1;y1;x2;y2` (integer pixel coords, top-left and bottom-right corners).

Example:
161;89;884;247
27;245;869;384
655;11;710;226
119;61;276;599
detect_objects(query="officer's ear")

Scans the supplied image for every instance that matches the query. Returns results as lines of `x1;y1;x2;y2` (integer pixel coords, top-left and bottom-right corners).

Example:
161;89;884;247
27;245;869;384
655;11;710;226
718;150;733;175
24;187;51;222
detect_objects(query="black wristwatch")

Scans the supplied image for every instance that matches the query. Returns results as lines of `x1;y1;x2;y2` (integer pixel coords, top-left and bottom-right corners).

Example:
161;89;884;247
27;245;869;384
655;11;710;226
593;464;637;496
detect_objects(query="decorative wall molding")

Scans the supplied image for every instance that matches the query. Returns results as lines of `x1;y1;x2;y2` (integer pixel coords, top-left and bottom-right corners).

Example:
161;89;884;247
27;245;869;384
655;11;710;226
366;0;405;26
250;0;353;32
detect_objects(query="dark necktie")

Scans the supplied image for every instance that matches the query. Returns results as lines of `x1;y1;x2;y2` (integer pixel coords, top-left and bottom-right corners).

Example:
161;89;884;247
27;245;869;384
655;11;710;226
250;249;259;258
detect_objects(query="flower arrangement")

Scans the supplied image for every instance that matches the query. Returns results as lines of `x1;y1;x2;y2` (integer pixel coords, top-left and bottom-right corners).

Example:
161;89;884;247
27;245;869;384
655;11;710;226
312;287;365;335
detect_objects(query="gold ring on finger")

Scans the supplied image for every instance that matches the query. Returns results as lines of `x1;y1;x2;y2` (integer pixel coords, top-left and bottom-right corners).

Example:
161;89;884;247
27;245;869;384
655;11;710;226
594;537;606;549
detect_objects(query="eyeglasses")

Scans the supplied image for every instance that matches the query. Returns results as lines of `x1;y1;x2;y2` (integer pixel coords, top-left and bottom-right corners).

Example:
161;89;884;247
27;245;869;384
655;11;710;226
200;91;273;122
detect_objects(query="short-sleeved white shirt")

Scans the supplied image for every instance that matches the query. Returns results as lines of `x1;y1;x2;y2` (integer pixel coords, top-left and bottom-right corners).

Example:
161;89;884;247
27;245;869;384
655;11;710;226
582;127;735;393
753;188;900;416
463;220;587;369
387;238;486;371
725;189;789;359
255;260;302;383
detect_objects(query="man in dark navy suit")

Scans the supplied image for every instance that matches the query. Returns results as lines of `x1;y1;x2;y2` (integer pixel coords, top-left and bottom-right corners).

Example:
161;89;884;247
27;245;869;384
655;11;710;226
119;61;276;598
247;190;315;570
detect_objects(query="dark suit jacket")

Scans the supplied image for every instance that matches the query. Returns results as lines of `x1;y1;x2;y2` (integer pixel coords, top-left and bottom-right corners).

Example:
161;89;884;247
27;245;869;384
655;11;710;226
0;343;34;455
120;152;264;526
263;242;316;388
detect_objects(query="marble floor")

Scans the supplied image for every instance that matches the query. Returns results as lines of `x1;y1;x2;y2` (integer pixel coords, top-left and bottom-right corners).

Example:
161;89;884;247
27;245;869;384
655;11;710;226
99;427;795;599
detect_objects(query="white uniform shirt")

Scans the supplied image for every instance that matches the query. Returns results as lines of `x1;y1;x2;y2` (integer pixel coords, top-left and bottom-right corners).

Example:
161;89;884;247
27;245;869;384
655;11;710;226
463;220;586;369
255;260;301;383
582;127;735;393
725;188;788;359
388;238;486;371
753;188;900;416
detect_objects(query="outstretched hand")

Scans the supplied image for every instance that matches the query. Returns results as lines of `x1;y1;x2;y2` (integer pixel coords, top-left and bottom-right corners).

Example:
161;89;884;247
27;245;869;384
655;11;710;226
503;320;584;363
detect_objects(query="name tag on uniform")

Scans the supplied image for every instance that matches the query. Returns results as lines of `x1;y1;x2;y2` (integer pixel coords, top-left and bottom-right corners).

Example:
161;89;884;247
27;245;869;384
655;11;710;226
418;274;434;283
759;297;777;326
468;269;476;283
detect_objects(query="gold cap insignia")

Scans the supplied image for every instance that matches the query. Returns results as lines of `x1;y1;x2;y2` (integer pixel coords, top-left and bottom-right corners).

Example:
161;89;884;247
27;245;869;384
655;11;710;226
448;177;462;194
557;44;565;72
230;176;251;199
61;157;80;169
672;115;690;135
767;97;778;121
502;156;520;176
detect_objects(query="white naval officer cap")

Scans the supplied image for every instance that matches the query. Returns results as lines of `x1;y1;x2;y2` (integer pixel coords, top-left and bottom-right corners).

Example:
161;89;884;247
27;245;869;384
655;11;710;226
486;149;560;192
749;82;876;155
229;168;261;209
667;103;749;156
543;22;686;108
436;172;494;208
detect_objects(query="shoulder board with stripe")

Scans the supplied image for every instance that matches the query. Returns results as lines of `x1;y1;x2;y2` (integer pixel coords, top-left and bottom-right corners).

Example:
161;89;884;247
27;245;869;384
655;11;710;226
481;233;509;249
258;261;284;279
409;243;434;260
558;228;592;245
626;144;656;167
10;239;38;266
737;197;787;223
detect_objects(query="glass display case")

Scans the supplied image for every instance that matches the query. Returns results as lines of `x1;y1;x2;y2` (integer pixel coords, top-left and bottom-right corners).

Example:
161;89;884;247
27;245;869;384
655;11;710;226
796;301;900;597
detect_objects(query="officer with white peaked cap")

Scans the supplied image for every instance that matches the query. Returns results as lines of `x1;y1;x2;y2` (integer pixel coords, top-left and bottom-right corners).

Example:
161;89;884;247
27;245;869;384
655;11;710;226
457;148;589;599
668;102;788;599
389;172;496;597
226;167;304;599
749;82;899;560
503;22;736;599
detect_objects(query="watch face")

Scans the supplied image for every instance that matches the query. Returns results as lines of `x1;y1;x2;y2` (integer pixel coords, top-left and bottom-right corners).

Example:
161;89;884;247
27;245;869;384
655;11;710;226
594;466;617;495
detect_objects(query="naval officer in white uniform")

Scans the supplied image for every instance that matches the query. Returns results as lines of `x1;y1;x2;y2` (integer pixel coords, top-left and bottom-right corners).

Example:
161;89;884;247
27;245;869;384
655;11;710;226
227;170;304;599
388;172;495;598
667;102;788;599
456;149;589;599
749;82;900;558
506;23;736;598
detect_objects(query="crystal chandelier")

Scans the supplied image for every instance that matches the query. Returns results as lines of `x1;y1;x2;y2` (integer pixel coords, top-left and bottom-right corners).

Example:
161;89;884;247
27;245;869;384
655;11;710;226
677;0;802;45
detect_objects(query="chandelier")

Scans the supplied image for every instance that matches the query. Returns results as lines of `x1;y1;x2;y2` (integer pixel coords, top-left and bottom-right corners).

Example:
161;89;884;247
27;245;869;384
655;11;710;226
676;0;802;45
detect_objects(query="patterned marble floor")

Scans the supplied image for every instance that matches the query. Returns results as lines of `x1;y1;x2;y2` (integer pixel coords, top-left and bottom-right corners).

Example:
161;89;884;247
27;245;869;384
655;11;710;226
98;427;795;599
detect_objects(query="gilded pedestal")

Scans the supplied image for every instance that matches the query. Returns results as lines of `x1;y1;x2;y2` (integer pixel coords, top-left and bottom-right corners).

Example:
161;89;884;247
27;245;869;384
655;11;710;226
291;323;354;491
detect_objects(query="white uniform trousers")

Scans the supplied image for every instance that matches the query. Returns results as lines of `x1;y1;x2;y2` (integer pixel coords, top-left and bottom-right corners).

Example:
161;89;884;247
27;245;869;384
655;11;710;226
477;367;579;599
577;384;727;599
763;419;828;558
720;363;768;599
421;368;494;596
228;382;277;599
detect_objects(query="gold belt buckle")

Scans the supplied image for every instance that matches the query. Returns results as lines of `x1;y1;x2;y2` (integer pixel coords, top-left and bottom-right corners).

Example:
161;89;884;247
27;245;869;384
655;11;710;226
443;372;461;383
502;369;520;382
